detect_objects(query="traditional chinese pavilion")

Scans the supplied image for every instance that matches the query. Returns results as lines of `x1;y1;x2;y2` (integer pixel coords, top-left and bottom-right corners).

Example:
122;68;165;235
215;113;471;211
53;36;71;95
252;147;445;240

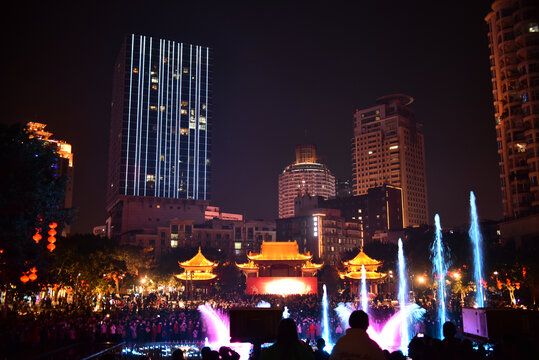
236;241;322;295
339;248;387;296
175;247;217;295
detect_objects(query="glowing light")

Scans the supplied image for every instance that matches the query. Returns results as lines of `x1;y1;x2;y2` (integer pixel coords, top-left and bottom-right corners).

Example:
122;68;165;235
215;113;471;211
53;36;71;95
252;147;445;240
469;191;485;308
335;302;425;352
361;265;368;313
264;278;312;295
431;214;448;339
282;306;290;319
322;285;332;351
256;300;271;308
397;238;408;355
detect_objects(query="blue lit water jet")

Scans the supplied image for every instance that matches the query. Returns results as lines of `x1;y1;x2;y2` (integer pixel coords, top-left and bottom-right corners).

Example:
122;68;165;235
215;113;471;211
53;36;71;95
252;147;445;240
256;300;271;308
322;284;331;348
397;238;408;354
431;214;448;340
361;265;368;313
469;191;485;307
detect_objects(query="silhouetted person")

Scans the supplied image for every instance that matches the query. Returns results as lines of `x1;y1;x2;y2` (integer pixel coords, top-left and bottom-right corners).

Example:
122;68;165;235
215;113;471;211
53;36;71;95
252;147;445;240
219;346;240;360
329;310;385;360
171;348;184;360
314;338;330;360
442;321;461;360
200;346;212;360
260;318;315;360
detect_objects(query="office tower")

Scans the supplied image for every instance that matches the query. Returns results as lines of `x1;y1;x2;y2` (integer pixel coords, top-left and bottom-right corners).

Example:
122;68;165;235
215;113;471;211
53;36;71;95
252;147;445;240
485;1;539;218
278;145;336;219
351;94;428;227
107;34;211;239
26;122;74;235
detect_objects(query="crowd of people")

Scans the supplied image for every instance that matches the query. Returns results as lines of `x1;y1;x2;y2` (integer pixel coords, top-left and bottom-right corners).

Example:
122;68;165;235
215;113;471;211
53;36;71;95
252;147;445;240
0;290;534;359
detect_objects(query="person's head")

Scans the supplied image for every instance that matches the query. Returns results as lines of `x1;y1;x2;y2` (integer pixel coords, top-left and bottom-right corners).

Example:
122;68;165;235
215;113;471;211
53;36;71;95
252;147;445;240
349;310;369;330
316;338;326;350
200;346;211;359
171;348;184;360
277;318;299;345
442;321;457;339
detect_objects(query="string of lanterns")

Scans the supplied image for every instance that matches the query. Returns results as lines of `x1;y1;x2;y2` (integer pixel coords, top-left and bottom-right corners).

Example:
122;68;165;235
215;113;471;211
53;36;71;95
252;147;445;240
21;221;58;283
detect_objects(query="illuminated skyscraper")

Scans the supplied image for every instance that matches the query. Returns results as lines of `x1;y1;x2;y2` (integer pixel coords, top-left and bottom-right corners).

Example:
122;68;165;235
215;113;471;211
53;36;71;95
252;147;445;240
485;0;539;218
107;34;211;238
351;94;428;227
278;145;336;219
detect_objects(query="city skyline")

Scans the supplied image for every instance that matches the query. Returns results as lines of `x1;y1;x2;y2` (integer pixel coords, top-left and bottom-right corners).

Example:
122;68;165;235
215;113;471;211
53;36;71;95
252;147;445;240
3;0;501;233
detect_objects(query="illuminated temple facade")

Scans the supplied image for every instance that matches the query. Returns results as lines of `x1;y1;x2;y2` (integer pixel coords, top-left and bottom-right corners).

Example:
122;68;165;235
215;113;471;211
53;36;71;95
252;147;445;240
237;241;322;295
339;248;387;295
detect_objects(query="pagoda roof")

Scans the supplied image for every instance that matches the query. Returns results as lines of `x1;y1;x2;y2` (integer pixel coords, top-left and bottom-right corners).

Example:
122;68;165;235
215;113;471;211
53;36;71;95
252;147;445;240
343;248;382;267
179;247;217;269
247;241;312;261
303;260;323;271
236;261;259;271
339;270;387;280
175;272;217;281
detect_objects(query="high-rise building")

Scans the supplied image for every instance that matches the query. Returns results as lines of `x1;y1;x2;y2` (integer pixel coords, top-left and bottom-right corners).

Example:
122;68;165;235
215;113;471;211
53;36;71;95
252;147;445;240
107;34;212;239
278;145;336;219
351;94;428;227
485;0;539;218
26;122;74;235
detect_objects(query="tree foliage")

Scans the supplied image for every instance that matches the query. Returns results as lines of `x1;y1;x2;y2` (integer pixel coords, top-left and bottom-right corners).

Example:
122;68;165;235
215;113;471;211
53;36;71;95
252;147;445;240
0;124;71;284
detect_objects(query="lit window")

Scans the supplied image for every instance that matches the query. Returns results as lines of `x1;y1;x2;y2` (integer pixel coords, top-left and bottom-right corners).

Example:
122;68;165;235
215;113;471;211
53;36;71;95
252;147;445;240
202;104;206;110
146;174;155;182
181;109;188;115
180;128;189;135
181;100;188;107
183;67;189;74
171;240;178;248
160;154;165;161
160;105;166;111
164;57;168;63
529;23;539;33
234;242;241;250
156;204;161;209
133;68;138;74
199;116;206;123
150;105;157;111
151;77;159;84
152;84;158;90
190;109;195;115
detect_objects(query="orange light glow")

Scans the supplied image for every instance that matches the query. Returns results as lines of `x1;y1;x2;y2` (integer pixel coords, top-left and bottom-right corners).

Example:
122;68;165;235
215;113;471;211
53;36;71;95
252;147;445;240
20;274;30;283
48;229;57;236
47;243;56;252
47;236;56;243
49;222;58;229
264;278;313;296
29;273;37;281
33;233;42;243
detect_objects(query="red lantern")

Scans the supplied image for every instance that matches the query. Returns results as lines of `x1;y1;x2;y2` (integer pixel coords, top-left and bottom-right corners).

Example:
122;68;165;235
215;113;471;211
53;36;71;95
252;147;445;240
29;273;37;281
516;282;521;290
20;274;29;283
497;280;502;290
48;229;57;236
47;236;56;244
47;243;56;252
49;222;58;229
33;233;42;243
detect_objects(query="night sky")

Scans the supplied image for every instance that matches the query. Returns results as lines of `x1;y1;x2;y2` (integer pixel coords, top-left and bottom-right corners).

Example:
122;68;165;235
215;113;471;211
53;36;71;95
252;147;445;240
3;0;501;234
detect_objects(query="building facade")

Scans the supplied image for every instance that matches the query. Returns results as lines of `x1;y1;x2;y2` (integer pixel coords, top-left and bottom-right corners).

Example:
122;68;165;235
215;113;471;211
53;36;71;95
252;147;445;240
276;208;362;266
278;145;336;219
107;34;212;239
351;94;428;227
485;0;539;218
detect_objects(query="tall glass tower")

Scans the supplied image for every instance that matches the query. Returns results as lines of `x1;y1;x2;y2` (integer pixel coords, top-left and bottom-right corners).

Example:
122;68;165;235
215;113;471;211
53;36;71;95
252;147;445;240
107;34;211;238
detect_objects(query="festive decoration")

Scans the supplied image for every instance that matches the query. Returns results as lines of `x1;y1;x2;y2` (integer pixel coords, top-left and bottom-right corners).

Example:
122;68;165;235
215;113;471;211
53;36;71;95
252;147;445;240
33;229;42;243
20;274;30;283
47;222;57;251
47;243;56;252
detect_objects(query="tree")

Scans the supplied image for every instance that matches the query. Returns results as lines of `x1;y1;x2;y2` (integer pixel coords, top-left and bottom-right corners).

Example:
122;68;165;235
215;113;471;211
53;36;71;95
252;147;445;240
0;123;71;286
